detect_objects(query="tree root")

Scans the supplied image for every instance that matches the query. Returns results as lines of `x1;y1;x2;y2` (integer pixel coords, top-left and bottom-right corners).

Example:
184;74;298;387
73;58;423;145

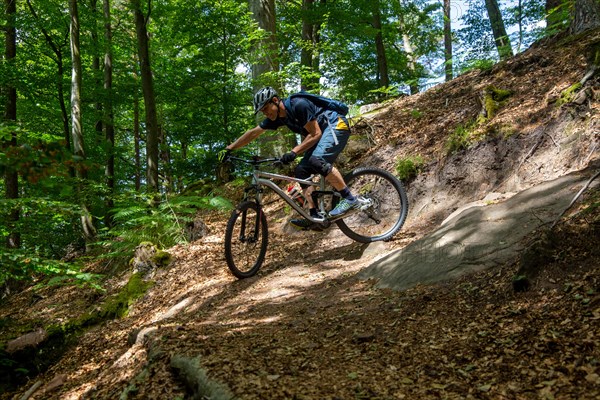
18;381;42;400
170;355;234;400
551;169;600;229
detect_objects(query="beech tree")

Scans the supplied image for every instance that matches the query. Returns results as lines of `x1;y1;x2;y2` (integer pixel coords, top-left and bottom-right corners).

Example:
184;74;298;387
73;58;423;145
300;0;324;92
485;0;513;60
25;0;73;170
248;0;278;90
131;0;159;192
372;0;390;91
3;0;19;248
69;0;97;243
571;0;600;34
103;0;115;225
443;0;452;81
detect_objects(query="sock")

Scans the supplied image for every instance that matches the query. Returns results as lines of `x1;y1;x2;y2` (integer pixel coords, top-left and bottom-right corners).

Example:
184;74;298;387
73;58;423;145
338;187;356;202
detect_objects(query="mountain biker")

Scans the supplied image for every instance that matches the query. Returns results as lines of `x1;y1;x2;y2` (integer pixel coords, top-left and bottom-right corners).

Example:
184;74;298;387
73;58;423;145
220;86;358;230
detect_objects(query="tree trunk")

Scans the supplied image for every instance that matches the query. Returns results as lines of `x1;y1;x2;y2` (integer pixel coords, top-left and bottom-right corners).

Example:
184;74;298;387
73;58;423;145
134;84;141;191
300;0;323;92
248;0;279;90
70;0;97;243
90;0;103;140
158;125;173;193
25;0;74;176
372;0;389;91
443;0;453;82
397;1;419;94
3;0;20;248
132;0;159;192
484;0;513;61
103;0;115;226
570;0;600;34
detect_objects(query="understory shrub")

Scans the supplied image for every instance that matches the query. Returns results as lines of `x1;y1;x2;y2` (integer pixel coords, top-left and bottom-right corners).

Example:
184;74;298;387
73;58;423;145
395;155;425;181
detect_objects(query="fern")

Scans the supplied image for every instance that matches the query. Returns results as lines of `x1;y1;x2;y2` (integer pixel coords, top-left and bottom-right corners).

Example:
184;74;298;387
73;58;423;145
0;248;101;290
100;192;232;261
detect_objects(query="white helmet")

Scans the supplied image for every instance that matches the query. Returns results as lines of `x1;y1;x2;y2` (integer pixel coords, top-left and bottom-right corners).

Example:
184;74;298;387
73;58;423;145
253;87;278;114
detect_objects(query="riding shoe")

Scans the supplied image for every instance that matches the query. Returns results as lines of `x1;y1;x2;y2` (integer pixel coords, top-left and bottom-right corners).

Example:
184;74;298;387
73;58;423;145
329;198;359;218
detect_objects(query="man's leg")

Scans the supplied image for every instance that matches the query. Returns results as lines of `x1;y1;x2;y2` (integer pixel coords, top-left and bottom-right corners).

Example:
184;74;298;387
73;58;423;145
324;166;346;191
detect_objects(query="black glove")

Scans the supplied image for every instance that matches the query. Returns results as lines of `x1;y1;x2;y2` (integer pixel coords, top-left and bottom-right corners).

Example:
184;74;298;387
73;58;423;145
280;151;297;164
218;148;232;162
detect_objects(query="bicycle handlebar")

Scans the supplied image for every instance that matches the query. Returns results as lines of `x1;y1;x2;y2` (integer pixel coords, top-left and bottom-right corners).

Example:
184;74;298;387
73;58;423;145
228;155;282;167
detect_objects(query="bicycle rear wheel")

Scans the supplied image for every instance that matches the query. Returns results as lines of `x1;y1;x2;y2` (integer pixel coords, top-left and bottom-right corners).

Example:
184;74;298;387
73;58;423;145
224;201;268;279
335;167;408;243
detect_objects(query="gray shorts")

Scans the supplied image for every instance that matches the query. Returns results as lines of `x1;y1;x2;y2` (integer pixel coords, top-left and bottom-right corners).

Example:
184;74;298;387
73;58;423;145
301;112;351;166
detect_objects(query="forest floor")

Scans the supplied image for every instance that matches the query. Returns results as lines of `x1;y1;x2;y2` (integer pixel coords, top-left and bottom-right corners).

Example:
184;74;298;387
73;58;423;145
2;30;600;400
2;203;600;400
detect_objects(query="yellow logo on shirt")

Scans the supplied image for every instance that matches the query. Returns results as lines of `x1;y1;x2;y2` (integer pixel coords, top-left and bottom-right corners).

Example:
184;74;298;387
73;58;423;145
336;117;349;130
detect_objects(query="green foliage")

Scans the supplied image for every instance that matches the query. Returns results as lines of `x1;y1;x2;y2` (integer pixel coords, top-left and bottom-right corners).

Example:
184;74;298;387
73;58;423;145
395;155;425;181
0;134;73;183
100;192;232;262
368;86;402;99
455;0;548;74
0;194;94;288
0;247;100;290
536;0;570;36
445;123;476;155
459;58;496;74
410;109;424;119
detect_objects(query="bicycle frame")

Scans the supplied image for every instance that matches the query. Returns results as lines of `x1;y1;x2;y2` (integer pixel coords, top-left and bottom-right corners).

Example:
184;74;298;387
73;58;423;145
242;162;337;223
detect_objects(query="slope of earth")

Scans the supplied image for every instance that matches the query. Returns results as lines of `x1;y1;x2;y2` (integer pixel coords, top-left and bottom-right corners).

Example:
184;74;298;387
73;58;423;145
361;164;600;290
1;30;600;400
349;29;599;233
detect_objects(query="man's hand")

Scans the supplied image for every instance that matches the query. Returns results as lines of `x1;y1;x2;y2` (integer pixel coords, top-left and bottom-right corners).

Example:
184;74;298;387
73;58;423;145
218;148;232;162
280;151;297;164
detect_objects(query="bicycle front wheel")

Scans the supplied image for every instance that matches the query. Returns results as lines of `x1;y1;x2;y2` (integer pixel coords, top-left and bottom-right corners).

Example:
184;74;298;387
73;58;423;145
335;167;408;243
224;201;268;279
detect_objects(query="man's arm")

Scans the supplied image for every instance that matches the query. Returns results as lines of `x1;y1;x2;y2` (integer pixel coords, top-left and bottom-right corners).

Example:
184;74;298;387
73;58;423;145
227;126;266;150
292;120;322;155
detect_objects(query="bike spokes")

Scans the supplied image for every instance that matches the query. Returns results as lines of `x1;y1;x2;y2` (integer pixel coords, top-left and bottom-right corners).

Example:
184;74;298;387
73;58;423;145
224;202;268;279
336;168;408;243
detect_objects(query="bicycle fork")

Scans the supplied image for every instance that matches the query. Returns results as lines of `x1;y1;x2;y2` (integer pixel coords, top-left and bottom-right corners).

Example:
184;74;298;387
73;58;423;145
237;204;263;244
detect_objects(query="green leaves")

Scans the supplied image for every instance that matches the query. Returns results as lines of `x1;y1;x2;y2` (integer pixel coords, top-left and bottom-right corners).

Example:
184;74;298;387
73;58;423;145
102;192;232;260
0;247;98;289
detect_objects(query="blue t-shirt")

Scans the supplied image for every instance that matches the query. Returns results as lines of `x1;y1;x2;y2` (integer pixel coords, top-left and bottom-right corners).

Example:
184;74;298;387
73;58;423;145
259;97;326;137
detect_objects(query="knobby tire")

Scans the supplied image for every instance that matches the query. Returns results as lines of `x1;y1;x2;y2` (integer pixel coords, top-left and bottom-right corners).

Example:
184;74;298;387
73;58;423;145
335;167;408;243
224;201;268;279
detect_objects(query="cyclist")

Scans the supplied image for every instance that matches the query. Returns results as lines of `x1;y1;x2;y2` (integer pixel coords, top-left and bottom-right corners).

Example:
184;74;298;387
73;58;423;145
221;86;358;230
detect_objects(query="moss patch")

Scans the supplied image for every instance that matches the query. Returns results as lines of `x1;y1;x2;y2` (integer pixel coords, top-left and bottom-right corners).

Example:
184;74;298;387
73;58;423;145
557;82;582;106
395;155;425;181
445;122;476;155
99;273;153;320
152;250;172;268
478;85;512;123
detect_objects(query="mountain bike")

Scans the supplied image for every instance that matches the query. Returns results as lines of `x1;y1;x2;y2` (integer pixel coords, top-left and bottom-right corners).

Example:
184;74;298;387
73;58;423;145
224;156;409;279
